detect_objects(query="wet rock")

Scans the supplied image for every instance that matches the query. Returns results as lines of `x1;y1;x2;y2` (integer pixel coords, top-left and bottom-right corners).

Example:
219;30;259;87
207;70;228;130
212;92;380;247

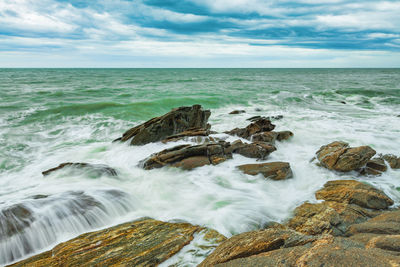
382;154;400;169
11;218;225;267
161;127;211;143
226;140;276;159
0;204;33;239
251;132;278;144
229;110;245;115
315;141;376;172
211;235;400;267
247;115;263;121
347;209;400;236
225;118;275;139
360;157;388;175
237;162;293;180
365;235;400;252
141;142;232;170
276;130;294;141
199;228;315;267
115;105;211;145
247;115;283;122
315;180;393;210
42;162;117;177
340;101;347;104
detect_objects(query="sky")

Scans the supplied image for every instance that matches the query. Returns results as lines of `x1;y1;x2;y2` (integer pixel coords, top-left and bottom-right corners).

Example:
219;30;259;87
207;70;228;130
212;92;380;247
0;0;400;67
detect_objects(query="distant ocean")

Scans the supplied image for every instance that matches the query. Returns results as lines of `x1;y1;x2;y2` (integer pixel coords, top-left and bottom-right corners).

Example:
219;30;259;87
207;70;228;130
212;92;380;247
1;68;400;265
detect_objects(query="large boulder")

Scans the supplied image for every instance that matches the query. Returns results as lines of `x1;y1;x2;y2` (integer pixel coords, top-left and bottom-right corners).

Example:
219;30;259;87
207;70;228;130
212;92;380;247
315;141;376;172
141;142;232;170
42;162;117;177
10;218;225;267
115;105;211;145
225;118;275;139
315;180;393;210
237;162;293;180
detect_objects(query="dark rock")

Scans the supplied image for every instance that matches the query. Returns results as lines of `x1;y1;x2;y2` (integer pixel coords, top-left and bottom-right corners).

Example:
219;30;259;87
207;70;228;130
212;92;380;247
229;110;245;115
225;118;275;140
247;115;283;122
115;105;211;145
382;154;400;169
226;140;276;160
255;108;262;112
340;101;347;104
161;127;211;143
251;132;278;144
276;131;293;141
42;162;117;177
141;142;232;170
271;115;283;120
247;115;262;121
315;141;376;172
360;158;388;175
237;162;293;180
315;180;393;210
10;218;226;267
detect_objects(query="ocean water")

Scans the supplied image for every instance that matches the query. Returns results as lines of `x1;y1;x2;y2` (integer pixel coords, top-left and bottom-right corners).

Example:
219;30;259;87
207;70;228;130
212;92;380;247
1;68;400;265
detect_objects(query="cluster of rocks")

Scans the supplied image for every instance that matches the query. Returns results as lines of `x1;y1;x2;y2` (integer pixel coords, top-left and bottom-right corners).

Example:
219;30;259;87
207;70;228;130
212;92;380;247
14;105;399;266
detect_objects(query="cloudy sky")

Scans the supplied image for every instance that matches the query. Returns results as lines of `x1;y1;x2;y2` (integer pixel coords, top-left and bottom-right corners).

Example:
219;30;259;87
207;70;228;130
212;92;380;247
1;0;400;67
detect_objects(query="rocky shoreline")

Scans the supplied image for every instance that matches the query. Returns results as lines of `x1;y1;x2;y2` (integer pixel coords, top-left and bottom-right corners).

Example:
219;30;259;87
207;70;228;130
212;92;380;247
10;105;400;266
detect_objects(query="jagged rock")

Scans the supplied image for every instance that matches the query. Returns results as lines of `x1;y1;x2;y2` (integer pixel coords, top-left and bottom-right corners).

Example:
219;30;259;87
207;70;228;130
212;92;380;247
347;209;400;236
225;118;275;139
210;235;400;267
237;162;293;180
10;218;225;267
42;162;117;177
315;180;393;210
247;115;283;122
226;140;276;159
276;131;293;141
360;158;388;175
115;105;211;145
141;142;232;170
382;154;400;169
251;132;278;144
199;228;316;267
229;110;245;115
315;141;376;172
161;127;211;143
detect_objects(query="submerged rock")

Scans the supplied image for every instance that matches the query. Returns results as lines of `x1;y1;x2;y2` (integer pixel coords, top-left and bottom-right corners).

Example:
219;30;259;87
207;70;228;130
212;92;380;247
115;105;211;145
42;162;118;177
141;142;233;170
315;141;376;172
237;162;293;180
225;118;275;140
10;218;225;267
229;110;245;115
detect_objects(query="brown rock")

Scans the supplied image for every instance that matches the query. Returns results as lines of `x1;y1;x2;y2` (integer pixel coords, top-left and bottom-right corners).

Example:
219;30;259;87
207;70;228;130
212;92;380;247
42;162;117;177
199;228;315;267
315;180;393;210
226;140;276;159
141;142;232;170
366;235;400;252
382;154;400;169
225;118;275;139
229;110;245;114
161;127;211;143
316;141;376;172
360;157;388;175
251;132;278;144
276;130;294;141
347;210;400;236
237;162;293;180
115;105;211;145
10;218;225;267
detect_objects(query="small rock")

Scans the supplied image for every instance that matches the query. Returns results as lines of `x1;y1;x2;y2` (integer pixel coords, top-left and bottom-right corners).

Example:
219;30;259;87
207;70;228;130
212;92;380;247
229;110;245;115
251;132;278;144
340;101;347;104
42;163;118;177
360;158;387;176
226;140;276;160
161;127;211;143
276;131;293;141
382;154;400;169
237;162;293;180
225;118;275;140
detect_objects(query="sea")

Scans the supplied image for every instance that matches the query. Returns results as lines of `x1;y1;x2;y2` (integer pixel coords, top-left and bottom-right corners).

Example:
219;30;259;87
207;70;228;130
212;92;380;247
1;68;400;265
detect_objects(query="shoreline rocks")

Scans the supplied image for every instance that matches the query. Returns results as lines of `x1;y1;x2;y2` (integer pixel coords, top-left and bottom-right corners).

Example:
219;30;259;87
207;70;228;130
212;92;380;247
42;162;118;177
237;162;293;180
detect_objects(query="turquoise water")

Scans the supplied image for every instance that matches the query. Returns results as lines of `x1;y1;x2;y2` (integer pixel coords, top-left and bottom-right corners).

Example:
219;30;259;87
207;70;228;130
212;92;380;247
1;68;400;265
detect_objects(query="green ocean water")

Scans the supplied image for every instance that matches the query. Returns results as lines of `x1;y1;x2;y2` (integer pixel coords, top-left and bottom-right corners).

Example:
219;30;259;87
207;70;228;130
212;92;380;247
1;68;400;265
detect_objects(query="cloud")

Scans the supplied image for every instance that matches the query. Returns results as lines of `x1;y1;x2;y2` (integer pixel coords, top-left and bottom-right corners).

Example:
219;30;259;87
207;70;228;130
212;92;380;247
0;0;399;67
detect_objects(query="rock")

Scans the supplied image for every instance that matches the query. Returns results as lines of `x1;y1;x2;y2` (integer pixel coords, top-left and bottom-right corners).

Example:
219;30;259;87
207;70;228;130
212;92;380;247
247;115;263;121
229;110;245;115
271;115;283;120
141;142;232;170
382;154;400;169
365;235;400;252
315;141;376;172
115;105;211;145
225;118;275;140
347;210;400;236
340;101;347;104
10;218;225;267
199;228;315;267
276;130;293;141
211;235;400;267
161;127;211;143
251;132;278;144
360;158;388;175
226;140;276;159
286;201;378;236
247;115;283;122
42;162;118;177
237;162;293;180
315;180;393;210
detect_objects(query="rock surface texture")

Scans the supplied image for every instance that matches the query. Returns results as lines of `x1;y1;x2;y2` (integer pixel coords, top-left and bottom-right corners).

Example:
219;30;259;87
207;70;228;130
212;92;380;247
237;162;293;180
115;105;211;145
316;141;376;172
225;118;275;139
42;162;118;176
10;218;225;267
